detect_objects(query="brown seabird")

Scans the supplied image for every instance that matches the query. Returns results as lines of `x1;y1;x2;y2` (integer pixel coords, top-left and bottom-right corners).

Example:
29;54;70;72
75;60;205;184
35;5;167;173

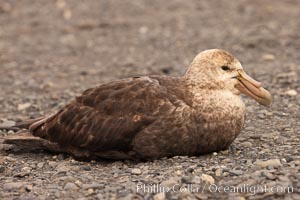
3;49;272;160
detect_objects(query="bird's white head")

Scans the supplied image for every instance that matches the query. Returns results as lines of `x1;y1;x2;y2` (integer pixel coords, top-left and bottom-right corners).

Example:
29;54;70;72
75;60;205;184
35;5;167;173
184;49;272;107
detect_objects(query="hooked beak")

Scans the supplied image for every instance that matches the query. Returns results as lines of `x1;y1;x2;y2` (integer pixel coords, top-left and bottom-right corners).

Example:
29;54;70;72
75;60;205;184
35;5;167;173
235;70;272;107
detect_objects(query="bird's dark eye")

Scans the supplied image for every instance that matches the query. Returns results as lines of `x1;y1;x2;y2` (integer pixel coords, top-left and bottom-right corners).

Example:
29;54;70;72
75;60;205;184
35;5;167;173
221;66;230;71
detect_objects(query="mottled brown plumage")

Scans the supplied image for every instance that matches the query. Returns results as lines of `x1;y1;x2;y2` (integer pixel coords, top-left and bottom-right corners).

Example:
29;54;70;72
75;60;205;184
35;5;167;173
3;49;272;160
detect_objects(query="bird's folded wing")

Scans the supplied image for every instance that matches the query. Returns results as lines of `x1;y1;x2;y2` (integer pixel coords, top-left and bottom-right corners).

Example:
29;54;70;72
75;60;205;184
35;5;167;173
29;77;174;152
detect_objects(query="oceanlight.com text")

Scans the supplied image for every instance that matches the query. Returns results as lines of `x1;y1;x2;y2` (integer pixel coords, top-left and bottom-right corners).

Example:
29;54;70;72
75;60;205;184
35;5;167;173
136;183;294;195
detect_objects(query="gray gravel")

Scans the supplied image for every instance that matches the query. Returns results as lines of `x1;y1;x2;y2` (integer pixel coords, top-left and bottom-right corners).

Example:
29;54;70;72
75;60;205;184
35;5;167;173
0;0;300;199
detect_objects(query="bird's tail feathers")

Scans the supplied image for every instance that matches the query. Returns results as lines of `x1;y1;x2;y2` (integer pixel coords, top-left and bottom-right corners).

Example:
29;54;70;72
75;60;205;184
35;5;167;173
1;130;64;153
0;116;45;132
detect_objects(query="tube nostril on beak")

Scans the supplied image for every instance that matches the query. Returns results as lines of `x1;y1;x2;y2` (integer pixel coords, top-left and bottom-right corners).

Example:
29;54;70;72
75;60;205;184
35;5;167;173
238;71;262;88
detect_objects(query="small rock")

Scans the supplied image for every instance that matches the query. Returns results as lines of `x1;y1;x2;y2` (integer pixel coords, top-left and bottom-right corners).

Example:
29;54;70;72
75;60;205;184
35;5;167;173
240;142;252;147
122;194;140;200
161;178;178;187
37;162;44;168
285;156;294;163
286;89;297;96
75;180;82;187
17;103;31;111
131;168;142;175
229;170;244;176
4;182;26;191
175;170;182;176
56;163;70;172
245;159;253;166
275;136;288;144
48;161;57;168
194;168;202;175
186;167;194;173
139;26;148;34
181;175;193;183
76;20;98;30
64;182;78;190
5;156;17;162
262;171;276;180
56;0;66;9
262;54;275;61
57;154;66;160
194;193;209;200
81;174;94;180
291;160;300;166
96;194;104;200
229;196;246;200
223;172;229;177
153;192;165;200
249;135;261;139
215;169;222;177
258;113;266;119
63;9;72;20
22;167;32;172
82;183;104;190
200;174;215;184
87;188;94;194
25;185;33;192
255;159;282;168
14;171;30;178
62;176;76;183
222;158;231;163
81;165;91;171
0;119;15;127
220;150;229;155
0;165;5;173
191;176;201;184
278;175;289;181
212;152;218;156
178;192;194;199
112;161;123;167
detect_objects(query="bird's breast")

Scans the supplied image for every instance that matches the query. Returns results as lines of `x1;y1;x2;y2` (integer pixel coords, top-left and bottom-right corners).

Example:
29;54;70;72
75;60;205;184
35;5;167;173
192;90;245;122
185;91;246;153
